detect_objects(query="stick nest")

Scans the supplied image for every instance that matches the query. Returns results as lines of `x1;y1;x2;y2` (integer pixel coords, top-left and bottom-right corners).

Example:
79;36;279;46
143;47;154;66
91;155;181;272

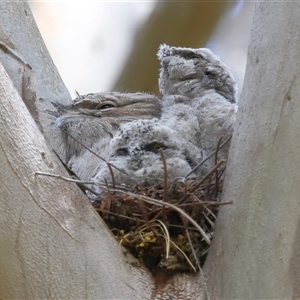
92;158;231;273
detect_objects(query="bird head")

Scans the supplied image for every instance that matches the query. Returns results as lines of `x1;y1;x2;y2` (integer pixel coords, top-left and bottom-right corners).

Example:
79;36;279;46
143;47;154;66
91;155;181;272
55;92;162;163
91;118;197;193
157;44;238;103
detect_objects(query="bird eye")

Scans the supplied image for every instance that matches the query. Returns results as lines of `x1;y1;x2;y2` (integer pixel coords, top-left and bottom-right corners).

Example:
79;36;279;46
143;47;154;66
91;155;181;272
186;157;194;168
204;68;214;76
144;142;166;153
180;51;203;60
189;55;201;59
97;104;115;110
116;148;129;156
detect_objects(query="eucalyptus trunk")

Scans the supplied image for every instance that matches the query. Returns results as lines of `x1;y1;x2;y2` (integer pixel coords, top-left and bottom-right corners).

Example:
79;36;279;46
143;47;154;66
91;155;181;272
1;1;298;299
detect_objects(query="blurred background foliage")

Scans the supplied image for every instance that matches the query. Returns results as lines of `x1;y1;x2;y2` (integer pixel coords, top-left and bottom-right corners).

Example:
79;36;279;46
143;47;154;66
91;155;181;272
30;1;254;98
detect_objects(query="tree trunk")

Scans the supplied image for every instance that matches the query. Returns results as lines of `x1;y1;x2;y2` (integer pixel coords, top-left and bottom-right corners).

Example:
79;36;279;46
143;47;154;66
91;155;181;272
0;2;206;299
0;61;154;299
205;2;300;298
0;0;70;157
0;2;153;299
3;1;299;299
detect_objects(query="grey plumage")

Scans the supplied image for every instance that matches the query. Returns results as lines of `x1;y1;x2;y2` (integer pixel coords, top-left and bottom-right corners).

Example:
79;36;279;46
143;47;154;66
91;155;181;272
157;44;238;174
55;92;161;180
157;44;238;103
55;45;238;199
90;118;198;197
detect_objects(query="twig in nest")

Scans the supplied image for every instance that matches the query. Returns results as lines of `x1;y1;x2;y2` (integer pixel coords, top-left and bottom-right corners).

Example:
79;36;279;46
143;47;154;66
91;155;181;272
37;147;233;273
37;169;212;245
178;201;233;209
135;199;163;244
35;171;94;185
35;171;132;195
178;159;226;205
186;229;199;272
63;130;128;177
102;188;211;245
190;159;226;193
214;136;224;197
167;234;196;272
107;163;116;191
185;134;232;179
95;208;145;223
186;227;210;299
160;150;168;223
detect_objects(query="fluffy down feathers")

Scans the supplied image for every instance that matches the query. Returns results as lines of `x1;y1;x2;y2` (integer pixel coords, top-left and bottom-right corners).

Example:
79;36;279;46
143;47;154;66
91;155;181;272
55;45;238;198
158;44;238;174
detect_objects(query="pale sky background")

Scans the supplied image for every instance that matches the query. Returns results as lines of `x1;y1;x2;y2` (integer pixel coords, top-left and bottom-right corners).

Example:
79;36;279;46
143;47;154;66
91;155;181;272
29;1;254;98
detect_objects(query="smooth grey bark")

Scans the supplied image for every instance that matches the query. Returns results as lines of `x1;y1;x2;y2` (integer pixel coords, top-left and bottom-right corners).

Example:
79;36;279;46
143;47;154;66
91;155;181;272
6;1;299;299
0;2;206;299
0;1;70;157
205;2;300;298
0;2;153;299
0;61;153;299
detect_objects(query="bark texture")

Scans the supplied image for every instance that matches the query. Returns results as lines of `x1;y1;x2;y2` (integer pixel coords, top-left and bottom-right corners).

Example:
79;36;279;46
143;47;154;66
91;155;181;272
0;2;153;299
205;2;300;298
0;60;154;300
0;2;207;299
0;1;70;157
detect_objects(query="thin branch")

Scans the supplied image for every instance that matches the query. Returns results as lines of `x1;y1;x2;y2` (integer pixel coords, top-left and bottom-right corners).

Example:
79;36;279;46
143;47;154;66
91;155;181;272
35;171;94;185
107;162;116;191
185;134;232;179
36;170;211;244
214;136;224;197
178;201;233;208
178;159;226;204
160;150;168;203
190;159;226;193
64;131;128;176
186;229;200;272
35;171;132;192
104;188;211;245
160;149;167;222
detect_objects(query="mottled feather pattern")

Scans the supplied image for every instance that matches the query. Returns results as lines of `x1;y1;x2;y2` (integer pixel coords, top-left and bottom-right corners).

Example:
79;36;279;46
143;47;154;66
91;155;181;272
90;118;196;197
158;44;238;103
55;45;238;197
158;44;238;174
55;92;161;180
